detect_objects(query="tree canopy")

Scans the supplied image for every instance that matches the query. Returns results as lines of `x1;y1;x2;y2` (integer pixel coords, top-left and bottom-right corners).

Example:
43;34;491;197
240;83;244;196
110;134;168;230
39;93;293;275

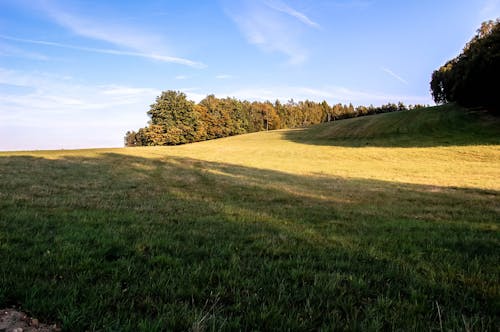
430;19;500;111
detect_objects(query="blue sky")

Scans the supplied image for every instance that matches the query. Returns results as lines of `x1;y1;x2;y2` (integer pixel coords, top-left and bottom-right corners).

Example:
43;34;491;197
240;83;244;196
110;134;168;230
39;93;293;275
1;0;499;151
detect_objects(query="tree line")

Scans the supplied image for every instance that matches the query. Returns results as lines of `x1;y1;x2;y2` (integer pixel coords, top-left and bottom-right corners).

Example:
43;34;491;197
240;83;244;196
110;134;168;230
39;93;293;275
430;19;499;112
125;91;427;146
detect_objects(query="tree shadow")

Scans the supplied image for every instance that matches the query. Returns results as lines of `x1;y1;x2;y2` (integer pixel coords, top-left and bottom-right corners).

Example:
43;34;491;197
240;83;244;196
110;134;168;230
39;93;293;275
282;108;500;147
0;152;498;330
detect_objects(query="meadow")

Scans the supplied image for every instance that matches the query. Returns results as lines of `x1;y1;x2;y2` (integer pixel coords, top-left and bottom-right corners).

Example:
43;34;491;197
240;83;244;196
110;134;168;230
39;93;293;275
1;105;499;331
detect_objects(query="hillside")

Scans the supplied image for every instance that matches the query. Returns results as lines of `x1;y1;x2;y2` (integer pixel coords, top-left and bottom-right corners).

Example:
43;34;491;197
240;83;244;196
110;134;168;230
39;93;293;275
286;103;500;147
0;104;499;331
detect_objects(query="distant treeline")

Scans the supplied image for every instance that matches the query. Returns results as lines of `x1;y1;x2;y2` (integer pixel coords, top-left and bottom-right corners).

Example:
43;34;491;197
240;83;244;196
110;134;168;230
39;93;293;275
430;19;499;112
125;91;428;146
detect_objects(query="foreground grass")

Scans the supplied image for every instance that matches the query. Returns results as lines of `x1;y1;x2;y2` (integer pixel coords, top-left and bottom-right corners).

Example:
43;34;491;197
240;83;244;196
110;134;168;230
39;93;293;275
0;105;499;331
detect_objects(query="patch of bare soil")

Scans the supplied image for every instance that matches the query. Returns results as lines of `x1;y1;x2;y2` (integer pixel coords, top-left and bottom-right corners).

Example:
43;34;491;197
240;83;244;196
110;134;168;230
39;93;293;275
0;309;60;332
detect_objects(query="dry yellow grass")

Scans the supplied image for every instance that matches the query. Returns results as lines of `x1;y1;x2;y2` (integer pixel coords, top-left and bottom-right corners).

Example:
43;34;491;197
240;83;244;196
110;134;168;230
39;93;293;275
5;127;499;190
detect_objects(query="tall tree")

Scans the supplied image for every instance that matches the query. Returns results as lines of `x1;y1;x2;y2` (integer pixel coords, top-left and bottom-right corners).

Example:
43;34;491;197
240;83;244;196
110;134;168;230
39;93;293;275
430;19;500;112
147;90;201;145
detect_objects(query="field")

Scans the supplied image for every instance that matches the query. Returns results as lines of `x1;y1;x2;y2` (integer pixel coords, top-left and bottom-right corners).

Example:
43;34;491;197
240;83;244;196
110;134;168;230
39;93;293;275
1;104;499;331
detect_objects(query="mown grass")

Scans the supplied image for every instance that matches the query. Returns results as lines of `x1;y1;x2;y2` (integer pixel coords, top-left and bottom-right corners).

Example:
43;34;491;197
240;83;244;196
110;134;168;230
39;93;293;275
0;105;499;331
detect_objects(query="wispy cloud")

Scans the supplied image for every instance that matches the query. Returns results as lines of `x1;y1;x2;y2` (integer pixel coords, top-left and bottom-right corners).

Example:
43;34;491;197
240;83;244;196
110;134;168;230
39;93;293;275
381;67;408;85
263;0;320;29
40;2;157;50
0;41;50;61
0;66;165;150
223;0;316;64
14;0;205;68
0;67;159;125
0;35;205;68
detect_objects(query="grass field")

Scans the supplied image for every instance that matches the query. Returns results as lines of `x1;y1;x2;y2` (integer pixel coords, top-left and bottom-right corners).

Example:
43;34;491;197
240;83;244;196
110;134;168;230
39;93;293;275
1;104;499;331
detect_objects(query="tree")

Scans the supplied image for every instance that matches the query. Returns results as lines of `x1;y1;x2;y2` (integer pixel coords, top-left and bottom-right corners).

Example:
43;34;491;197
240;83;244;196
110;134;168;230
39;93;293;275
223;98;249;135
147;90;201;145
124;130;140;147
199;95;225;139
125;90;416;146
430;19;500;112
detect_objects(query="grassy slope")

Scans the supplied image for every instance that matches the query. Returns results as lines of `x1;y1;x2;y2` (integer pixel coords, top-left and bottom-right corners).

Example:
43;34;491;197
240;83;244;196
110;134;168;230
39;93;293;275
287;103;500;147
0;105;499;331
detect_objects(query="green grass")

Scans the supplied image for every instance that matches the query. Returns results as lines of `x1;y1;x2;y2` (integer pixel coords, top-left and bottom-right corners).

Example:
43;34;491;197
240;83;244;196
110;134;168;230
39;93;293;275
0;104;499;331
285;103;500;147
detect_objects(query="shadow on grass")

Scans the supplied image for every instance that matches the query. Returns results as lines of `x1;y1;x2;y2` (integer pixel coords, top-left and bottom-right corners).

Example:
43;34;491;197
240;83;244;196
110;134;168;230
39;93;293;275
0;153;498;331
282;107;500;148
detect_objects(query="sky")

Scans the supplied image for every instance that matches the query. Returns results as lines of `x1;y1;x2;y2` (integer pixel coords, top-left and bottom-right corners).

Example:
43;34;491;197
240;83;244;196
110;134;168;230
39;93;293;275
1;0;499;151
